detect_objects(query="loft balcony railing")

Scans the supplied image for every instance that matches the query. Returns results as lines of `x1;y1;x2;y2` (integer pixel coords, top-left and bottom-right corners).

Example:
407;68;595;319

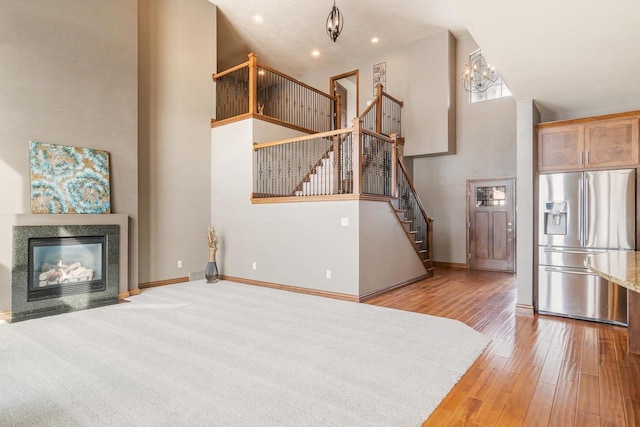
212;53;403;136
213;53;335;134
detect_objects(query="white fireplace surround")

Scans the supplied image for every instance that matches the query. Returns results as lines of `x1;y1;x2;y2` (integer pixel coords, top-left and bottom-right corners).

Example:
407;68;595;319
0;214;130;313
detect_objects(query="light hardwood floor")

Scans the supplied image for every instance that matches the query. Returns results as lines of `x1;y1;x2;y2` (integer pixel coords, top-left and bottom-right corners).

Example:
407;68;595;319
366;267;640;426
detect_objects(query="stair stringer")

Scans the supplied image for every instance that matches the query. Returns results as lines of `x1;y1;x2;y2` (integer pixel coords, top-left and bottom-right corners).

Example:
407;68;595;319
389;199;435;277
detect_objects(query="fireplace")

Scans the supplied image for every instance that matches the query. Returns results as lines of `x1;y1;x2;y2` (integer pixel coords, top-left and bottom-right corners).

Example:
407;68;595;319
28;236;107;301
12;224;119;322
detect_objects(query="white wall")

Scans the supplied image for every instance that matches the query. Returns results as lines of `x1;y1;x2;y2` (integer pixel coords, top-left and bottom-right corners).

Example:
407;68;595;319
138;0;217;283
359;201;427;296
211;119;360;295
0;0;138;310
516;100;540;307
412;36;517;264
300;31;456;156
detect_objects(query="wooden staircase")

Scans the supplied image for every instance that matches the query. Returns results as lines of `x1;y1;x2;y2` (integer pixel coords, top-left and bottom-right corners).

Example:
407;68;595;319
294;150;335;196
291;145;435;276
392;201;435;276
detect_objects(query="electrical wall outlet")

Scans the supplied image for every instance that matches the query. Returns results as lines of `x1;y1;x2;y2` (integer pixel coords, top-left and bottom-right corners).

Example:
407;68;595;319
252;262;257;270
326;270;332;279
177;260;183;268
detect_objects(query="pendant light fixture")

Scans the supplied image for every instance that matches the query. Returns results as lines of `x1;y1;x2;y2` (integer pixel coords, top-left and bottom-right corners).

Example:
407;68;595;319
326;0;343;43
460;49;498;93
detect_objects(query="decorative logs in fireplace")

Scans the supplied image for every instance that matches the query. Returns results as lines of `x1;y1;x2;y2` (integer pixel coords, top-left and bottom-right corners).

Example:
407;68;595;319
39;261;95;286
27;235;107;302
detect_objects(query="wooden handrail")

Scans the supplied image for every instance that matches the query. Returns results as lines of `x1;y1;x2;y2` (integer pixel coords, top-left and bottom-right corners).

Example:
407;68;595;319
257;62;337;102
382;91;404;107
397;158;432;227
212;61;250;80
358;83;404;137
360;128;393;143
360;96;378;119
253;127;354;150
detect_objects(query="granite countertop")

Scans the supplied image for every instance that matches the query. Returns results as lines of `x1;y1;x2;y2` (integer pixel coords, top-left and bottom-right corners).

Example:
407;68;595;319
585;251;640;293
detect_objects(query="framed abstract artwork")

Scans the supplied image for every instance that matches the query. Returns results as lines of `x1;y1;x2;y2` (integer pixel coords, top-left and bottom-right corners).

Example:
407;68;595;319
29;141;111;214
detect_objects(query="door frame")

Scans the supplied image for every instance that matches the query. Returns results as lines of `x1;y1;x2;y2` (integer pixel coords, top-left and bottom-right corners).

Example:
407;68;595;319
330;70;359;126
334;81;348;129
466;177;517;272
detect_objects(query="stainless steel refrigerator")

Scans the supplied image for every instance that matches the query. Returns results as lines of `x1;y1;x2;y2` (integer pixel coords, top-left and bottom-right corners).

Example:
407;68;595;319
538;169;635;325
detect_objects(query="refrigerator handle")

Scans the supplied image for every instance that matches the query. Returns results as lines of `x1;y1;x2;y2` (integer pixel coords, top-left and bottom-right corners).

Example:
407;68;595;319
578;178;583;243
544;247;604;255
585;176;590;244
544;267;596;276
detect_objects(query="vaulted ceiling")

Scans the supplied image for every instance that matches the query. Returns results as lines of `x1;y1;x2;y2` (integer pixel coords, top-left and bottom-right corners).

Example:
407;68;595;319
211;0;640;117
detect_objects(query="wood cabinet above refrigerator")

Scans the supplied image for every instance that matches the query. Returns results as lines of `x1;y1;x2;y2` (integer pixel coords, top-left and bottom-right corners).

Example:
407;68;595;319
537;111;640;173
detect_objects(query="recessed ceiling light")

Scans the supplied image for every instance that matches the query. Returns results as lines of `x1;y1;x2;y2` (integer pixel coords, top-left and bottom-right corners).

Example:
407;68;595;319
312;50;320;57
253;15;263;23
371;37;379;43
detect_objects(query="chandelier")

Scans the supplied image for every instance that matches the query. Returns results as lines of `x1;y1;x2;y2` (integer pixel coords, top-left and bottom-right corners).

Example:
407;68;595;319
326;0;343;43
461;50;498;93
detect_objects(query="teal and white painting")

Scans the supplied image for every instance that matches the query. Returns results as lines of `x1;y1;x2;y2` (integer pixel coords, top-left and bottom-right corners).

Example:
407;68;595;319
30;141;111;214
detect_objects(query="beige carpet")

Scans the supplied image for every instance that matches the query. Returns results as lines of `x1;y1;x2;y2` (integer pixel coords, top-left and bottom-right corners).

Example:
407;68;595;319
0;280;489;426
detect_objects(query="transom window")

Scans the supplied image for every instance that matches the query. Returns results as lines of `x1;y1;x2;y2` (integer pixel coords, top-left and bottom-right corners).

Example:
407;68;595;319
469;49;512;103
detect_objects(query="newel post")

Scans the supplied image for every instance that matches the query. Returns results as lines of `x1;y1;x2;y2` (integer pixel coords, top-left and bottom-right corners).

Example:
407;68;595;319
352;117;362;195
375;83;383;134
248;53;258;114
391;133;398;199
333;132;341;194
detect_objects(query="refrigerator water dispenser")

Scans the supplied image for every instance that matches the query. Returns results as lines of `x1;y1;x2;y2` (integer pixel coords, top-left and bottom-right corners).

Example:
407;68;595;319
544;201;567;235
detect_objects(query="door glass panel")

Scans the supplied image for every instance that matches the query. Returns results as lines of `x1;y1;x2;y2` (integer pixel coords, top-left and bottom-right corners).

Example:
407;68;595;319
475;186;507;207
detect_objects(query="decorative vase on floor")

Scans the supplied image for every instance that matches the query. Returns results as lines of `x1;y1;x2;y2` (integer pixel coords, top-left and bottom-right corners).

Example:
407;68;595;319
206;225;219;283
205;248;219;283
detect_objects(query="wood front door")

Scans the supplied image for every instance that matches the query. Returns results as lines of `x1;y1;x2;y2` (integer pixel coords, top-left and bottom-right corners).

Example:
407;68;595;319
467;178;516;272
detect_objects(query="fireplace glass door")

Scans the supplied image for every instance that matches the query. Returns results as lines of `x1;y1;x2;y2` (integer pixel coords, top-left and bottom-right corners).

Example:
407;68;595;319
28;236;107;301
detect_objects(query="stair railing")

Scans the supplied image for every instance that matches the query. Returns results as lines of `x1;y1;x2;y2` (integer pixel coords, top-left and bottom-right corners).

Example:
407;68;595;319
360;83;403;136
252;117;399;199
396;158;434;270
213;53;337;134
253;128;354;198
